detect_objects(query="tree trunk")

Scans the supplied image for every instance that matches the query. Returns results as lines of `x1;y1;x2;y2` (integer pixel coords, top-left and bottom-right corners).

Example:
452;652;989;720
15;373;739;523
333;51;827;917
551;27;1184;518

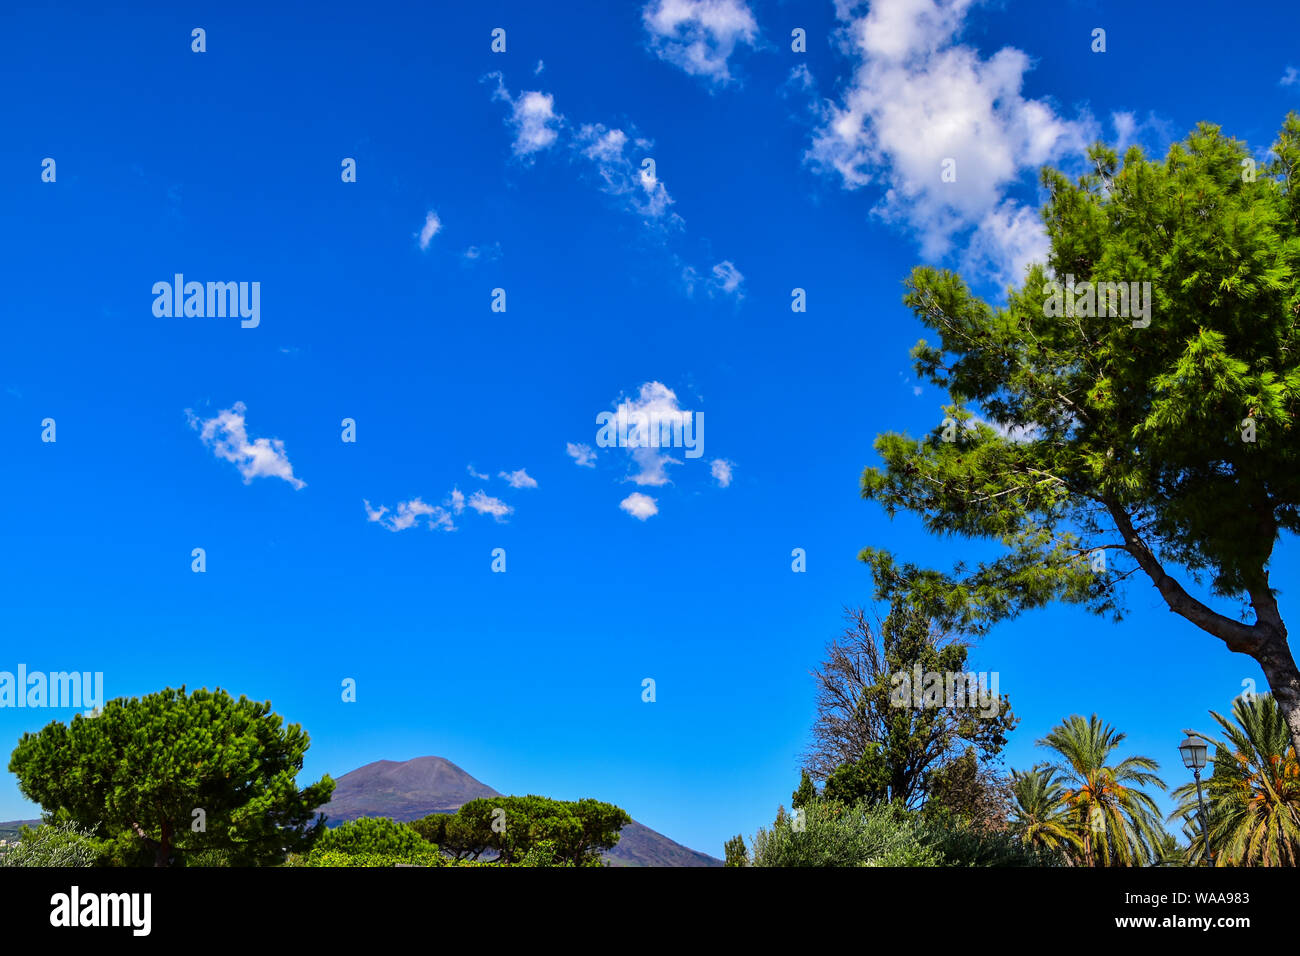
1254;634;1300;759
154;821;172;868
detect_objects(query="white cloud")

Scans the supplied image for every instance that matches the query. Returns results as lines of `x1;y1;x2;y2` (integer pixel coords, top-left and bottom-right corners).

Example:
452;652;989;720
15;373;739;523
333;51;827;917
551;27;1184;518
463;243;502;263
467;465;490;480
187;402;305;490
805;0;1093;285
535;59;545;75
467;490;513;520
710;260;744;296
567;442;598;467
620;492;660;520
489;74;563;158
499;468;538;489
642;0;759;86
366;483;513;531
417;211;442;251
618;381;688;486
682;259;745;298
1282;66;1298;87
710;458;734;487
574;123;679;226
364;498;454;532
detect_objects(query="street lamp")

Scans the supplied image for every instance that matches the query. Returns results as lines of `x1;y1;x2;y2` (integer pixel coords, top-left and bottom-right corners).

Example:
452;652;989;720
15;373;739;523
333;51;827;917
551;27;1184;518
1179;734;1212;866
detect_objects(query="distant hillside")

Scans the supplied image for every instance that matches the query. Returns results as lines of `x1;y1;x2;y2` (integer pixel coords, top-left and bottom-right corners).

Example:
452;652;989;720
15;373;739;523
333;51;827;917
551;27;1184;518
319;755;720;867
0;819;39;843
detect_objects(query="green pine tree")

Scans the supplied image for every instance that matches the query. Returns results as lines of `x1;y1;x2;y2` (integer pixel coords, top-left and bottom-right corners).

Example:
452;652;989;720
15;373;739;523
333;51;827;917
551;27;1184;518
860;115;1300;757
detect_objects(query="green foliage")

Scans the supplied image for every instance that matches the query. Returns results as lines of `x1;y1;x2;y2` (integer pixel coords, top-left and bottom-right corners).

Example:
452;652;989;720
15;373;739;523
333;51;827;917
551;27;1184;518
316;817;436;857
808;606;1017;808
518;839;568;867
412;795;630;866
916;806;1058;867
750;800;1051;867
1170;693;1300;866
1038;714;1168;866
859;115;1300;756
7;686;335;867
723;834;748;867
1009;766;1084;858
0;821;98;868
791;771;817;809
295;847;456;868
924;748;1013;831
751;800;941;867
183;849;231;868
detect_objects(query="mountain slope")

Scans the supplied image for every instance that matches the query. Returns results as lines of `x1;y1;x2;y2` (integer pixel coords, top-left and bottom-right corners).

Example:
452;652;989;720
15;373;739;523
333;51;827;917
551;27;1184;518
318;755;720;867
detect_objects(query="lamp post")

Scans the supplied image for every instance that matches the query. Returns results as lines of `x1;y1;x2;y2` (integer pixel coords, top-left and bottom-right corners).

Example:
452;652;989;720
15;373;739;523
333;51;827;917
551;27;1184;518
1179;734;1211;866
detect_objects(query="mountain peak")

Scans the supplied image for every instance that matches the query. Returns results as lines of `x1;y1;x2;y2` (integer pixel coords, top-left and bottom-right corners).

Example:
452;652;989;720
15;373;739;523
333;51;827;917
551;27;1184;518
319;756;720;867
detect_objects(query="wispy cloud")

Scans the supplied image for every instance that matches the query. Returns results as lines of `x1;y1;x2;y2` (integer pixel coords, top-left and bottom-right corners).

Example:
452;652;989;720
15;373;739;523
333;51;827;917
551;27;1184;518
364;498;454;532
642;0;760;87
573;124;680;227
710;458;734;487
416;211;442;250
1282;66;1298;87
487;74;737;287
567;442;598;467
366;482;516;532
466;490;513;521
498;468;538;489
187;402;305;490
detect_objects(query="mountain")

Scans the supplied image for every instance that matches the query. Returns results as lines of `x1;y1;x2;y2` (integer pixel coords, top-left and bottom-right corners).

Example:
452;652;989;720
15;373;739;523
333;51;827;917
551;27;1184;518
318;756;500;820
318;755;721;867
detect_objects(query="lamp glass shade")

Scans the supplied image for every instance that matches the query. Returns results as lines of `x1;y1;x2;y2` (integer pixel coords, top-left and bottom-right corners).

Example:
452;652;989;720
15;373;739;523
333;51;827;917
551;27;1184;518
1179;736;1209;770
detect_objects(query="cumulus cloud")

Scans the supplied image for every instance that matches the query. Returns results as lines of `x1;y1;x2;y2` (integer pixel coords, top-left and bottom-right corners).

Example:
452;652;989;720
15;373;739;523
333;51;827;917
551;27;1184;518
488;73;563;158
567;442;597;467
467;464;490;480
642;0;760;86
620;492;659;520
569;381;726;517
805;0;1093;285
187;402;305;489
617;381;691;487
416;211;442;250
498;468;538;489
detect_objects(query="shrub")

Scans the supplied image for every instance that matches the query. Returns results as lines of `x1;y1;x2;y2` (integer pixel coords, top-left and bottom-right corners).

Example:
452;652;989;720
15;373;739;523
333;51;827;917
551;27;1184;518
918;808;1060;867
751;801;940;867
315;817;436;857
0;821;98;867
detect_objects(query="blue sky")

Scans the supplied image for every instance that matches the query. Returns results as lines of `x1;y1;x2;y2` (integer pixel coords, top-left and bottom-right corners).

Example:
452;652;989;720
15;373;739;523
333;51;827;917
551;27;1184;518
2;0;1298;857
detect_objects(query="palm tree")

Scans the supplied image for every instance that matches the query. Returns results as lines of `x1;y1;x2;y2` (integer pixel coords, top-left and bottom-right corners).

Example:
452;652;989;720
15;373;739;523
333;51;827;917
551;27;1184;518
1170;694;1300;866
1009;765;1083;858
1037;714;1167;866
